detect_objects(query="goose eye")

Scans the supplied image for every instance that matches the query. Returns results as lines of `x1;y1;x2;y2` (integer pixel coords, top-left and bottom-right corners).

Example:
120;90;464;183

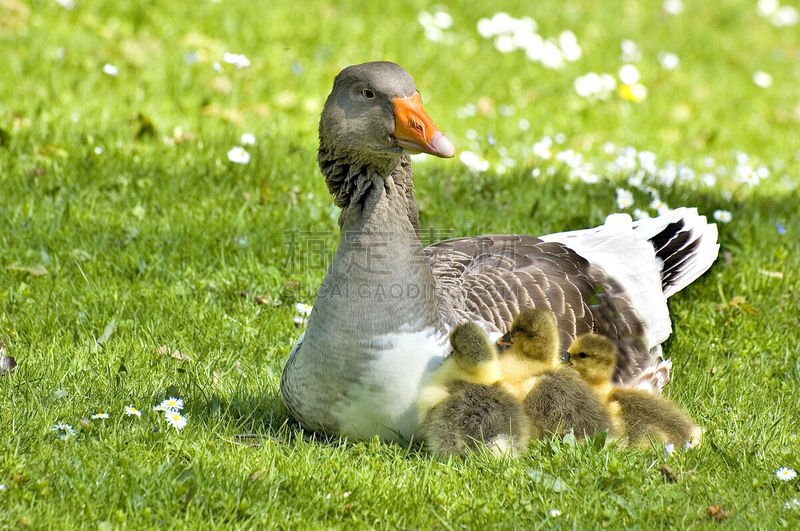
361;88;375;100
578;352;588;358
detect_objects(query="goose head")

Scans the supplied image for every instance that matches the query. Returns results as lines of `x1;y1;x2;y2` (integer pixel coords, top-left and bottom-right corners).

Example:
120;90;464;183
567;333;617;386
498;309;560;364
319;62;454;196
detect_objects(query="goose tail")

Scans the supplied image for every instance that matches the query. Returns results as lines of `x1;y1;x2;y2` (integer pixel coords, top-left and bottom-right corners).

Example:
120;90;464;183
631;207;720;298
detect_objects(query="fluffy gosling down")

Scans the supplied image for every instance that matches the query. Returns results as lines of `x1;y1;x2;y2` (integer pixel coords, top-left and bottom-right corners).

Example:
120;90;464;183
504;309;613;440
568;333;703;447
417;322;529;457
496;308;561;400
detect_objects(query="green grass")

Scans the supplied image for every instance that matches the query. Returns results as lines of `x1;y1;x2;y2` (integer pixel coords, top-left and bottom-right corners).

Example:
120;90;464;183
2;0;800;527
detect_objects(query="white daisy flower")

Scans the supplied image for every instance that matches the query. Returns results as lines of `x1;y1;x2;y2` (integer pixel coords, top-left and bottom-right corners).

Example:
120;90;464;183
574;72;617;100
295;303;313;316
663;0;684;15
785;498;800;509
771;6;799;27
616;188;635;209
56;0;75;9
549;509;562;517
620;40;641;63
223;52;251;69
650;199;671;215
757;0;779;17
658;51;680;70
559;31;582;61
459;151;489;172
227;146;250;164
556;149;583;169
777;467;797;481
633;208;650;220
240;133;256;145
156;397;184;411
533;141;552;160
665;442;675;456
164;410;188;431
91;413;110;419
713;210;732;223
432;11;453;30
124;405;142;417
0;484;5;491
455;104;477;119
740;168;760;186
102;63;118;77
293;315;308;326
494;34;516;53
753;71;773;88
53;422;77;439
701;173;717;187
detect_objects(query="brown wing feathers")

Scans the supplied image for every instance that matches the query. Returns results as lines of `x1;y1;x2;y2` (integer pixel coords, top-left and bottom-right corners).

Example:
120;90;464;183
425;236;651;383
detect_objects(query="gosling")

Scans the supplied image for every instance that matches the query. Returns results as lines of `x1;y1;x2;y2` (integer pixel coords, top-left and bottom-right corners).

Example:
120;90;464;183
505;309;613;440
417;322;529;457
568;333;703;447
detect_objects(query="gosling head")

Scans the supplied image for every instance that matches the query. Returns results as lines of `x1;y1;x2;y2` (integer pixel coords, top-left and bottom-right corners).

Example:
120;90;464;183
498;309;559;363
450;322;496;372
567;333;617;386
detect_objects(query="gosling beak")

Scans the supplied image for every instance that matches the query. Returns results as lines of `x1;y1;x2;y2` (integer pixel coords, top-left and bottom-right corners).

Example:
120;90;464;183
392;92;455;158
496;331;512;348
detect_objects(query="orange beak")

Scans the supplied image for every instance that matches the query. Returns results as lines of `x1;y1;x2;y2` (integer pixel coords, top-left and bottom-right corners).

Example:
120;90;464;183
392;92;455;158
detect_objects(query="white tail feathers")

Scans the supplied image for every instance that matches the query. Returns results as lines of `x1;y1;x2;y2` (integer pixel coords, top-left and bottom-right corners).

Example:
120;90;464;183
540;207;719;351
631;207;720;298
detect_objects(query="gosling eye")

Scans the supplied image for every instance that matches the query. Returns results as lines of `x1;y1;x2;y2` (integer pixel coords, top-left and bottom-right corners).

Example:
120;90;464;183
578;352;588;359
361;88;375;100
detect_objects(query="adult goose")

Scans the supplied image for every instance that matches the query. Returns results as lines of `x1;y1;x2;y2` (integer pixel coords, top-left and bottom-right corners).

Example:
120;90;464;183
279;61;719;442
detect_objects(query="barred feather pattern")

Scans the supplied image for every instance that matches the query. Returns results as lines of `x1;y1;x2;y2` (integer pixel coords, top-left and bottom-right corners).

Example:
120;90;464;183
425;235;652;383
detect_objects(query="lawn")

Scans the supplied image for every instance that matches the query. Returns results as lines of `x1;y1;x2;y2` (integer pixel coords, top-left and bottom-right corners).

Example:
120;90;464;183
2;0;800;527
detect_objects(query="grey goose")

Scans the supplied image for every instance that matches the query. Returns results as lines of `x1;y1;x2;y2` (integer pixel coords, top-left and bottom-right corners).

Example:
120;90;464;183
279;61;719;442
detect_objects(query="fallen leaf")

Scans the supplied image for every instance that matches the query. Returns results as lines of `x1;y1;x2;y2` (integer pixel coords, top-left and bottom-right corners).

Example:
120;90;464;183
134;113;157;138
758;269;784;279
38;143;69;158
722;251;733;265
0;340;16;376
728;296;758;314
254;294;271;305
200;104;244;125
69;249;92;261
527;470;569;492
97;319;116;344
6;263;48;276
157;345;191;361
707;504;729;521
171;350;191;362
658;464;679;483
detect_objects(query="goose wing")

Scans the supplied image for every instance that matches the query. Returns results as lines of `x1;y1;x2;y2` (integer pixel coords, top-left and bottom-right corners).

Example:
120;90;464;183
424;234;651;382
